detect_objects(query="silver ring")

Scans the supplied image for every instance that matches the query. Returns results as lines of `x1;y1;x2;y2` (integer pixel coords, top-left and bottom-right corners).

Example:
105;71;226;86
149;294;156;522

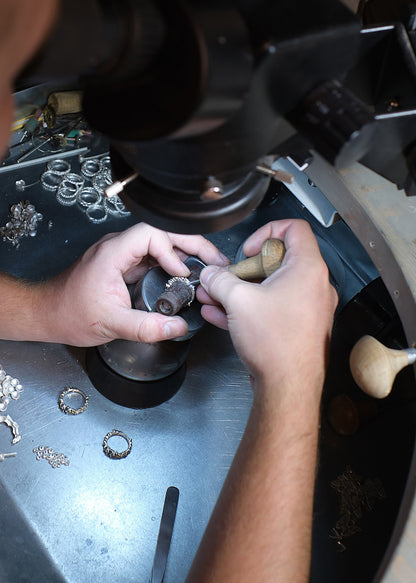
76;186;102;208
86;202;107;224
81;159;101;178
92;173;112;192
104;194;129;217
99;155;111;171
41;170;63;191
103;429;132;459
47;158;71;176
58;387;89;415
62;172;84;188
56;188;77;206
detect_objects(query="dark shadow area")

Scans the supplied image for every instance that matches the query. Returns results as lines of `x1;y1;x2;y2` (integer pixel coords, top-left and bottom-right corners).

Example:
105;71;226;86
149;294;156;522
311;278;416;582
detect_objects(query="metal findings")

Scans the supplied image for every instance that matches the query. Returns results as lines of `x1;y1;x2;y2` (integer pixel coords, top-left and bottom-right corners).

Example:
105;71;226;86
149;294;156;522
0;366;24;412
0;452;17;462
0;201;43;248
102;429;132;460
58;386;89;415
33;445;70;468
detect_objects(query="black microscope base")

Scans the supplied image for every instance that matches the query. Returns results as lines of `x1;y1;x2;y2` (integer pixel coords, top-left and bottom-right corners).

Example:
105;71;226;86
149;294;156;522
86;347;186;409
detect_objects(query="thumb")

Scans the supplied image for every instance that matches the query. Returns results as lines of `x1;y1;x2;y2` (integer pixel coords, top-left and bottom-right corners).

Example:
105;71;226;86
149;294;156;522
106;308;189;343
200;265;243;309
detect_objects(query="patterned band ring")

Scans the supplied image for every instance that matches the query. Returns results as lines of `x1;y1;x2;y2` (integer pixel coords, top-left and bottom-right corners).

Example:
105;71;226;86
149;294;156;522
102;429;132;459
58;387;89;415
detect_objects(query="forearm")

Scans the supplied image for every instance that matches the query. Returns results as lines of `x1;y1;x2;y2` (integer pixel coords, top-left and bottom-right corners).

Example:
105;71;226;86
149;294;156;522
0;272;55;342
186;378;322;583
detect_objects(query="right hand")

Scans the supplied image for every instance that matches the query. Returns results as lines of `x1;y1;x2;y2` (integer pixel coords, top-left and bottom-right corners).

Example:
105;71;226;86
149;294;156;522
197;219;338;396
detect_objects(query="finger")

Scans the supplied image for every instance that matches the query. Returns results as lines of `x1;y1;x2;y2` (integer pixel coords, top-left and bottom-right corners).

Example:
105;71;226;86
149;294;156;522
196;285;220;306
199;265;248;310
106;307;189;343
243;219;320;262
123;256;155;284
119;224;192;276
169;233;229;266
111;223;228;277
200;304;229;330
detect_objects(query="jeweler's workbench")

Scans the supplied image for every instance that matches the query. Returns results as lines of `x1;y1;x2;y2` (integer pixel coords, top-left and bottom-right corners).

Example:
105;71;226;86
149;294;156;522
1;89;416;583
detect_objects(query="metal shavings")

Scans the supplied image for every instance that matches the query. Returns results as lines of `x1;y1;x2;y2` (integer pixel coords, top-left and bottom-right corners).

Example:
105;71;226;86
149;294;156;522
33;445;70;468
0;200;43;248
330;466;386;551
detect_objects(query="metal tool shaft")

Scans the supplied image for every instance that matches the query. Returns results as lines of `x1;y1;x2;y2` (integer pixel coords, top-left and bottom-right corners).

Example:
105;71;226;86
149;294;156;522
150;486;179;583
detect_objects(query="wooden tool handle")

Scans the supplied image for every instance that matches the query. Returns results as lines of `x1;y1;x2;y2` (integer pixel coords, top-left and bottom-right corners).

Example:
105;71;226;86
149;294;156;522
228;238;286;280
349;335;415;399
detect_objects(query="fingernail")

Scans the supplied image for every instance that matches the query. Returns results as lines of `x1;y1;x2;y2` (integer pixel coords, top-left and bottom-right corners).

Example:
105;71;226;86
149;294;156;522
200;265;220;285
219;252;229;266
163;320;185;339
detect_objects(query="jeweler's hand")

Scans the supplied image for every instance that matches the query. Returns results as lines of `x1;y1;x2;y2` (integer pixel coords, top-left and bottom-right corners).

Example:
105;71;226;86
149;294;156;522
38;223;229;346
197;219;338;394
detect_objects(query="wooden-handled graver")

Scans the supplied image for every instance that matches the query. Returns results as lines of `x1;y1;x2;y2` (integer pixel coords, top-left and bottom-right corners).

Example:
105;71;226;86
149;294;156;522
349;335;416;399
228;238;286;280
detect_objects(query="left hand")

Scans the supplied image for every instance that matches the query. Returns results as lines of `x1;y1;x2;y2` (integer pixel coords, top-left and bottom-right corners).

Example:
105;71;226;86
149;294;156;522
41;222;228;346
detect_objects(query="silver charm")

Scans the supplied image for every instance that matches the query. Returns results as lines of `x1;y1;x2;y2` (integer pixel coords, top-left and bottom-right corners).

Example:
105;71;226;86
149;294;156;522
103;429;132;460
0;414;21;444
33;445;70;468
58;386;88;415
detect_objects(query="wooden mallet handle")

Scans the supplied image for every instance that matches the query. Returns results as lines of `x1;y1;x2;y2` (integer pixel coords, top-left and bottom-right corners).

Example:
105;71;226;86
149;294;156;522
349;335;416;399
228;238;286;280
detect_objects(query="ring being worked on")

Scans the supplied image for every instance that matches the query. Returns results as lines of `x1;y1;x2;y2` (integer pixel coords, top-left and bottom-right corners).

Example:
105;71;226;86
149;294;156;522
103;429;132;459
58;387;89;415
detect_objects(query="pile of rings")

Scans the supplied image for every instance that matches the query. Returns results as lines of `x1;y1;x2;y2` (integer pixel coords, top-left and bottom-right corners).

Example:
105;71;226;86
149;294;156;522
40;155;130;224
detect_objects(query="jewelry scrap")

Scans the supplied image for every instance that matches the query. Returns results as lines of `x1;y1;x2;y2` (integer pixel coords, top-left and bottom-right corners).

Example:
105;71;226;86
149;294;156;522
58;386;89;415
102;429;132;460
0;414;21;444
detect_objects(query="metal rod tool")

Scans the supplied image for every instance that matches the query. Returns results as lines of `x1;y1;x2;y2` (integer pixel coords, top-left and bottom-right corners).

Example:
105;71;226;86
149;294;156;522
150;486;180;583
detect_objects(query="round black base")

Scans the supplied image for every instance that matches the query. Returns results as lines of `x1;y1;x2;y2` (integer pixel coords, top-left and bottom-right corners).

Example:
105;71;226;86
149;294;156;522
85;347;186;409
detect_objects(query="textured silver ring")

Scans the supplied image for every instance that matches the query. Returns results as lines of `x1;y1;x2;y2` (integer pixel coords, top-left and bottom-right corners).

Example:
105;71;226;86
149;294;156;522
58;387;89;415
81;159;101;178
47;158;71;176
77;186;102;208
102;429;132;459
92;173;112;192
86;202;107;224
41;170;62;191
